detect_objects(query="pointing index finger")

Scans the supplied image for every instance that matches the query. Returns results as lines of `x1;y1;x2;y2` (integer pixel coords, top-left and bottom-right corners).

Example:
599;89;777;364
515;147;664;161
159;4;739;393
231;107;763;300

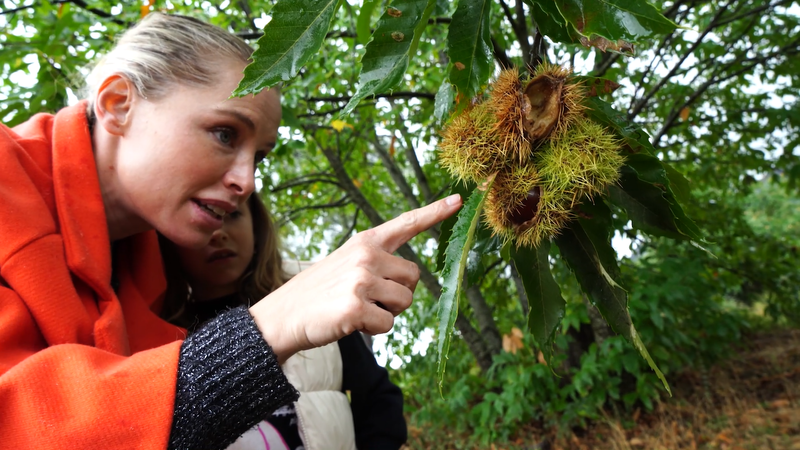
367;194;462;253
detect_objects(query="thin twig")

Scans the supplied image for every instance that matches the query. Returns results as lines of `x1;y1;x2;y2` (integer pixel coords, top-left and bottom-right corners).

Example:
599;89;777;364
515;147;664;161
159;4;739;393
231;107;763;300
335;209;360;249
51;0;126;25
1;3;36;14
306;91;435;103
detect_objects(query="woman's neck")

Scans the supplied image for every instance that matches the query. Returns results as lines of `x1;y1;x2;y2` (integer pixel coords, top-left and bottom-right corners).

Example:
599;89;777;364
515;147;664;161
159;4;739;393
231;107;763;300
92;126;151;242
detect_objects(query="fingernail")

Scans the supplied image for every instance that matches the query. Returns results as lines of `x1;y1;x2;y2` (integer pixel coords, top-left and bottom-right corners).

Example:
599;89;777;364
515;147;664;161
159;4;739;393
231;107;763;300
445;193;461;206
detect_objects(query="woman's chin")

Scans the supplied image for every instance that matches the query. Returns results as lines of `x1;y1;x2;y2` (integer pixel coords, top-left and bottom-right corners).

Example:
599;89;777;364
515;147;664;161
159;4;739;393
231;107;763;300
161;229;213;250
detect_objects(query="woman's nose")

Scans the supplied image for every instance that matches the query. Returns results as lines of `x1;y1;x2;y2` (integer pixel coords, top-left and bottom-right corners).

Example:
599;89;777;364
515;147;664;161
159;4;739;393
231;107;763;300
224;154;256;198
209;229;228;244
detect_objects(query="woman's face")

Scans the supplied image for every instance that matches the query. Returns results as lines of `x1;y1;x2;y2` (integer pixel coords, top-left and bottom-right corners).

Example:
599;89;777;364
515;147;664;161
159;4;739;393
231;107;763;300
177;199;256;301
113;61;280;248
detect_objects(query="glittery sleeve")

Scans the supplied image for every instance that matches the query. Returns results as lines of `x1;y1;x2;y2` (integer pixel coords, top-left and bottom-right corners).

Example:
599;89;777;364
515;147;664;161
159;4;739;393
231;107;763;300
167;306;299;450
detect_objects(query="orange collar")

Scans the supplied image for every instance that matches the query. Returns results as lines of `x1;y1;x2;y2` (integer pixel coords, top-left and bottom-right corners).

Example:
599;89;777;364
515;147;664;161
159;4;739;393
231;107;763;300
51;101;115;299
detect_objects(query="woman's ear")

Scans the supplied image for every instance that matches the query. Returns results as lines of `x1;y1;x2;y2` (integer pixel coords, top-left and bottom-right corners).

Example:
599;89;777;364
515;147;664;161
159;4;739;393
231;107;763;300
94;75;136;136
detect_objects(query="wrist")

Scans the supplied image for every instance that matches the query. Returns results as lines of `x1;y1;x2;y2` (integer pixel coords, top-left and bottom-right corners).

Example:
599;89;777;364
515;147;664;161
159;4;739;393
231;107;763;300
249;300;294;364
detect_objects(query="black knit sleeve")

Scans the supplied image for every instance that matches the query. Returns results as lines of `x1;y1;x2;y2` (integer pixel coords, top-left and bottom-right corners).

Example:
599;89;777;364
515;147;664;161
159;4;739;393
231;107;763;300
168;306;299;450
339;332;407;450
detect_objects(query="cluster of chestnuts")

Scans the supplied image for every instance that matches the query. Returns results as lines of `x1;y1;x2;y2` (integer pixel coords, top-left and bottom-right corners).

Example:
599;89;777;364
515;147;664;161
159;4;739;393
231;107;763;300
439;64;624;248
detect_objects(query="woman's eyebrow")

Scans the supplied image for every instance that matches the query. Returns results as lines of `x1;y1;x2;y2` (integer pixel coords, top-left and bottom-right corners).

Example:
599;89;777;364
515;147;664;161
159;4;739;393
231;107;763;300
216;108;255;132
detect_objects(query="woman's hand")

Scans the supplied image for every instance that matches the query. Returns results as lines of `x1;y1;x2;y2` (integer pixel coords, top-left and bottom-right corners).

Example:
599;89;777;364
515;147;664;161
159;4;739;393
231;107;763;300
249;194;462;363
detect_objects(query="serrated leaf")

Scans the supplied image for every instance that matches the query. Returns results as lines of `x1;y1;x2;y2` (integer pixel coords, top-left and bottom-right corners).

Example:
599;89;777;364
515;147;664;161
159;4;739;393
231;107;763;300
584;97;705;243
447;0;494;107
342;0;430;116
234;0;339;97
435;181;476;272
511;241;566;365
356;0;379;45
436;179;494;393
625;154;705;242
554;0;677;43
608;168;687;240
556;200;670;394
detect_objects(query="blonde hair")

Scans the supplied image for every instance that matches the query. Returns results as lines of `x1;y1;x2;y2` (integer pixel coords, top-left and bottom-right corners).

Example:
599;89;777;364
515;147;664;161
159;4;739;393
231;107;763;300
83;13;252;106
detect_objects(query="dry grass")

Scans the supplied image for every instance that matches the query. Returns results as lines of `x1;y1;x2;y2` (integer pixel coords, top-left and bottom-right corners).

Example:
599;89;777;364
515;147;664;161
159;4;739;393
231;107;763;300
404;329;800;450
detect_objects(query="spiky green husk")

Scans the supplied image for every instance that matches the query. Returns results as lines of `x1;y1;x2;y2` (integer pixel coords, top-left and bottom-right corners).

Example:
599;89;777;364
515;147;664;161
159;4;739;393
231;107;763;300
536;120;624;200
438;104;506;183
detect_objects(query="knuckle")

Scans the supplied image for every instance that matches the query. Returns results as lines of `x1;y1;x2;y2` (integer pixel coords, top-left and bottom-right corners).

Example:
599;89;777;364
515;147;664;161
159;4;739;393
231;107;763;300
350;267;372;289
409;262;421;281
399;210;419;228
352;246;376;267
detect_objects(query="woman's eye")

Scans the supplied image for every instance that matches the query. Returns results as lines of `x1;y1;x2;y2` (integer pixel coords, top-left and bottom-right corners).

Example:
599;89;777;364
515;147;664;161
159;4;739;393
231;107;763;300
214;128;236;145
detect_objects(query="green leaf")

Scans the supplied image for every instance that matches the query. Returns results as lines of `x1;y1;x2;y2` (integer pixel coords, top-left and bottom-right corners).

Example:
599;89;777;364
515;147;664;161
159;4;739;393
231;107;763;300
556;200;670;394
625;154;705;242
356;0;379;45
466;223;502;287
436;179;494;393
553;0;677;43
527;0;581;44
409;0;438;56
608;168;687;240
434;81;455;125
281;104;303;130
511;240;566;365
662;162;692;204
584;97;704;242
447;0;494;106
435;180;476;272
341;0;431;116
234;0;339;97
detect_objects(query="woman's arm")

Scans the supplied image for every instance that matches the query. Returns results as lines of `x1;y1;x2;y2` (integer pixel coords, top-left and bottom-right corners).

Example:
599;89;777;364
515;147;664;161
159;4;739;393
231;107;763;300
0;284;297;449
170;306;299;449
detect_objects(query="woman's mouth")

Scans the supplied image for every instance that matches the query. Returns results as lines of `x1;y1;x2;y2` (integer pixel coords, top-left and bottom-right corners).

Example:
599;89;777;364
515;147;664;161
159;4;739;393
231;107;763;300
193;200;228;220
208;249;237;262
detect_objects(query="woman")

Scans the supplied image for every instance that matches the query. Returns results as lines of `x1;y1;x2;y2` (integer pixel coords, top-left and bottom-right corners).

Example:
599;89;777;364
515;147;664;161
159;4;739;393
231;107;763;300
0;12;461;449
159;194;407;450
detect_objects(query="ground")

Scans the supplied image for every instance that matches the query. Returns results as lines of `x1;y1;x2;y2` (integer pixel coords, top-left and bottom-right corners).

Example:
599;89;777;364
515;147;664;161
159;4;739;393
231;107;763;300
405;329;800;450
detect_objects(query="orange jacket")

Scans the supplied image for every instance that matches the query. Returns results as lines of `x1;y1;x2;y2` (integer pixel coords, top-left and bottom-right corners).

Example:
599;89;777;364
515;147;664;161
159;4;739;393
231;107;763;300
0;102;187;448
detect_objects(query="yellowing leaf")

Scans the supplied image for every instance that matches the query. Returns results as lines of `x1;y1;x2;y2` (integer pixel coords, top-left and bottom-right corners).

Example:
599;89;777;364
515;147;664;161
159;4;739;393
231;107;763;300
680;107;691;121
331;119;353;132
352;178;363;188
389;135;397;158
502;327;524;354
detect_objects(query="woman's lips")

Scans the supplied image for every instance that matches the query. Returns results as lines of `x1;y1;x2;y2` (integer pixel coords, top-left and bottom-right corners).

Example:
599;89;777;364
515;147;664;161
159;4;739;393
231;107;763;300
208;250;237;262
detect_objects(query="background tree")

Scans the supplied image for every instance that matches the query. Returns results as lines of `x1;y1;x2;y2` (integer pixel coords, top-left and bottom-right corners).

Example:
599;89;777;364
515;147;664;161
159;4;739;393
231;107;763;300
2;0;799;444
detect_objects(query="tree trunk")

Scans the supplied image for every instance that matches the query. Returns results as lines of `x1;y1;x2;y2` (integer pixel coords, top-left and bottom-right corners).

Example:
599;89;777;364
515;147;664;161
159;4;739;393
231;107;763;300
583;295;611;346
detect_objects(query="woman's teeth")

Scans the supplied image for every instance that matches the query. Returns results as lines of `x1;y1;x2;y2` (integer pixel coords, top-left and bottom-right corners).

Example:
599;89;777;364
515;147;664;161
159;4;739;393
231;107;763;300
200;203;227;218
